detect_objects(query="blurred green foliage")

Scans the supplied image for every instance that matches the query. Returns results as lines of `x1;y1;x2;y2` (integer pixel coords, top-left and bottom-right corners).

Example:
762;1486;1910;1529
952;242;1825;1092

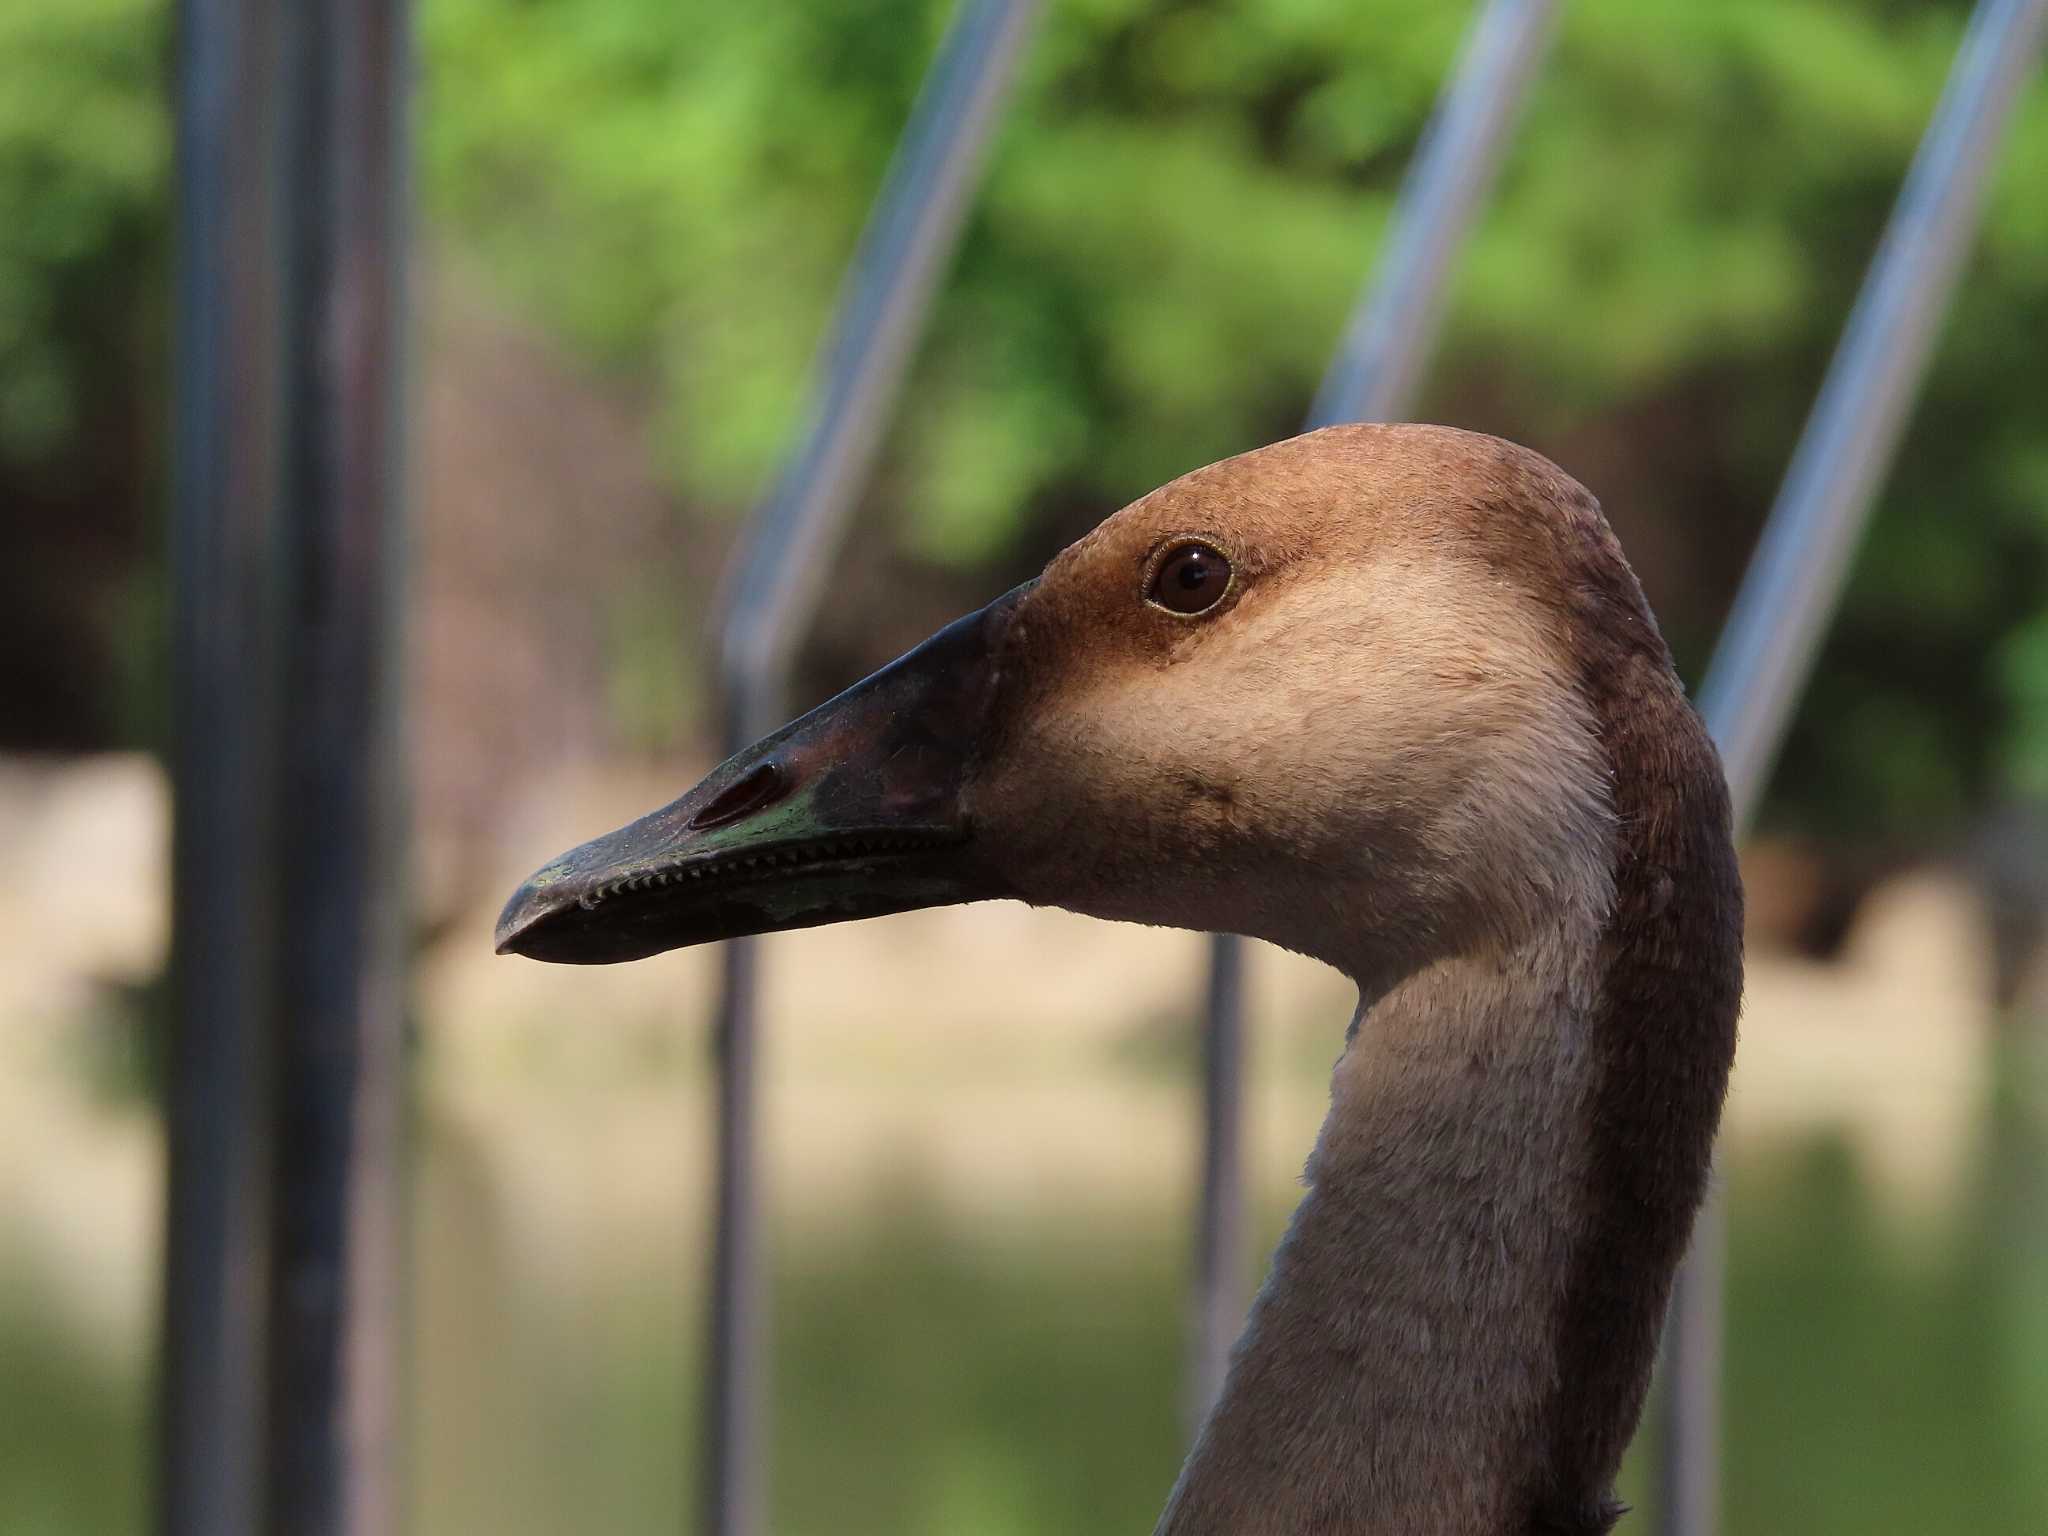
3;0;2046;836
416;0;2048;840
0;0;166;746
0;0;163;461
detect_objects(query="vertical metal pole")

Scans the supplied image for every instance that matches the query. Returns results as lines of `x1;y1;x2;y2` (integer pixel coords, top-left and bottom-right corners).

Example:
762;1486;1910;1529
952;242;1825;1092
704;921;765;1536
1188;933;1245;1424
162;3;284;1533
266;1;414;1533
1190;0;1560;1425
703;3;1041;1532
1659;3;2048;1532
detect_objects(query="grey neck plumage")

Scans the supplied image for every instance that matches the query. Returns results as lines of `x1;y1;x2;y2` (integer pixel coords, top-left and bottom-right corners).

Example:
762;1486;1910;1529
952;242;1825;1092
1155;915;1616;1536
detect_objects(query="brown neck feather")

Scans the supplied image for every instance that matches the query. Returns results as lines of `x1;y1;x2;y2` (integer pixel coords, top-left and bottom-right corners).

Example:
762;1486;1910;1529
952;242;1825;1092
1532;481;1744;1532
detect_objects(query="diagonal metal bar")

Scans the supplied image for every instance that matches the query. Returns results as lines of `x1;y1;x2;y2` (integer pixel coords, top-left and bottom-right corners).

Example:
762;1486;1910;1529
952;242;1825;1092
1659;3;2048;1533
1191;0;1560;1426
701;4;1041;1533
162;3;287;1532
1308;0;1562;433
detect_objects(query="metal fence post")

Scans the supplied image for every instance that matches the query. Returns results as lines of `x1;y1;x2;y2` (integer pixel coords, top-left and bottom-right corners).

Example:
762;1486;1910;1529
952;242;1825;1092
1659;3;2048;1532
1191;0;1561;1423
162;3;286;1531
702;4;1042;1532
266;1;414;1532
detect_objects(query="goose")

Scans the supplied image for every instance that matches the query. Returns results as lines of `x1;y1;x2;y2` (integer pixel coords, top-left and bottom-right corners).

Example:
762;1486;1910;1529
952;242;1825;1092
495;423;1743;1536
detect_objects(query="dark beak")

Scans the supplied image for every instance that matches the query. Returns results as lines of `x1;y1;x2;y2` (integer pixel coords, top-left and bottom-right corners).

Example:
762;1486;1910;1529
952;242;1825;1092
494;586;1028;964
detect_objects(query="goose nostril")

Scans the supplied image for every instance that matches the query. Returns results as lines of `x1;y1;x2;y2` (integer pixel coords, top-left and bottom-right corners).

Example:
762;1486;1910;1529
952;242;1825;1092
688;760;791;831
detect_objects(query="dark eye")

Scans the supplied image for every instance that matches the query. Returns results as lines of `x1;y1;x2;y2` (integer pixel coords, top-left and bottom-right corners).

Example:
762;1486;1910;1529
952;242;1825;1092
1148;541;1232;615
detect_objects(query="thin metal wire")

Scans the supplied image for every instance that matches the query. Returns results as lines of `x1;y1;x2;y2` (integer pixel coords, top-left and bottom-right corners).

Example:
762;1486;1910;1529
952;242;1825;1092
1659;2;2048;1531
162;3;285;1531
264;1;414;1531
1191;0;1561;1425
702;4;1041;1533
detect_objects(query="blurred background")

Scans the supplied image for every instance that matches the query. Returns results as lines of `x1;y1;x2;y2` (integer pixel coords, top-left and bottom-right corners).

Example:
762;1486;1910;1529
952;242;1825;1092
4;0;2047;1532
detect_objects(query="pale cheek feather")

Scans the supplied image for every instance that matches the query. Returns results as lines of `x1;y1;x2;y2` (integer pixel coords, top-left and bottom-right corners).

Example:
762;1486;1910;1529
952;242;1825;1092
982;556;1616;990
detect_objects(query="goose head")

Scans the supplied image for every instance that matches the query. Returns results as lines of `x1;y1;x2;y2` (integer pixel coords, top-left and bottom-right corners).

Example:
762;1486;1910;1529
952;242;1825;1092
499;423;1632;993
496;422;1742;1534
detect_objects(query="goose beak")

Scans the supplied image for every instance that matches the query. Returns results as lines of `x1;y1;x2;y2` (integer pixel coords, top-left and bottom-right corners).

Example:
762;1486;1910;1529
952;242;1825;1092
494;586;1028;964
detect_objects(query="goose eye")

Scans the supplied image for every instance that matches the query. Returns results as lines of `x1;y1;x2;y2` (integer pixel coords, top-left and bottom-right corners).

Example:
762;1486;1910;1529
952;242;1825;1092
1148;542;1232;615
